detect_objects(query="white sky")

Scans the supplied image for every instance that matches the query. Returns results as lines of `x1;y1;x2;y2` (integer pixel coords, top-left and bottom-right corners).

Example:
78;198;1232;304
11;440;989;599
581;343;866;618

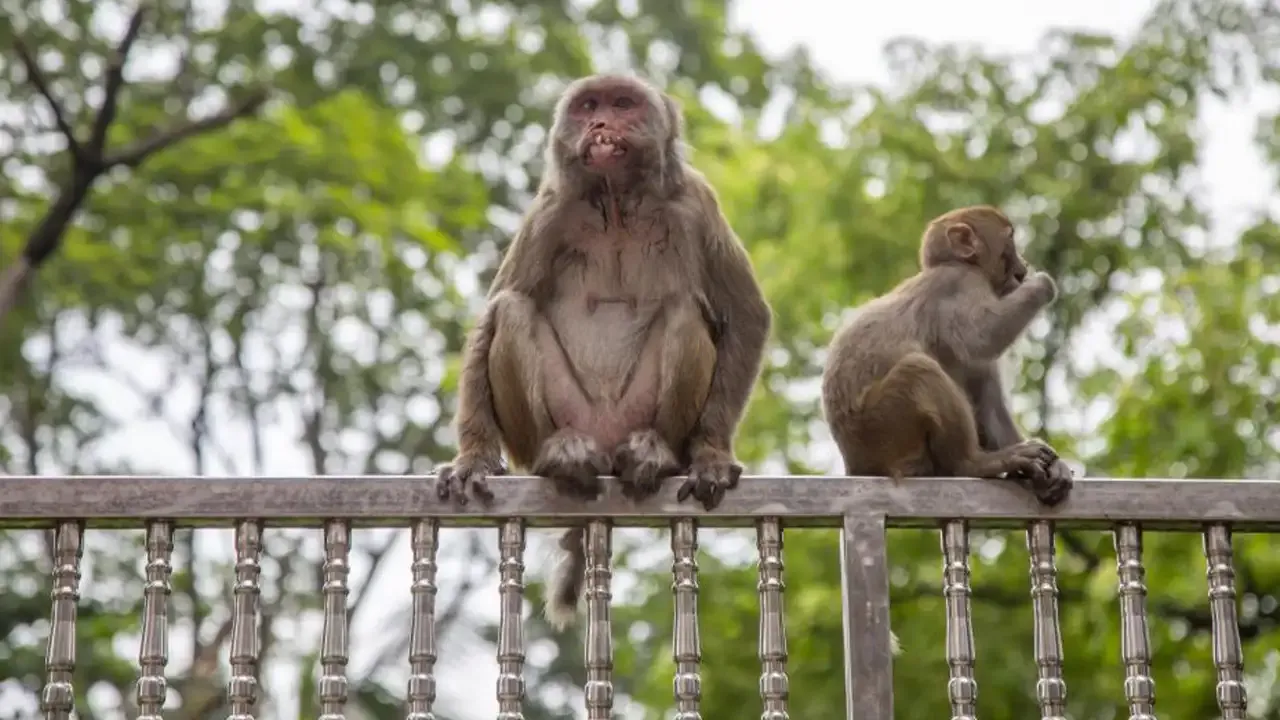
5;1;1279;719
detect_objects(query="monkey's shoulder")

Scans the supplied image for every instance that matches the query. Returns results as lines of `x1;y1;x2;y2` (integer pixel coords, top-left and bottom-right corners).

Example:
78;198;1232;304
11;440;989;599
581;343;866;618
673;170;735;231
836;296;909;337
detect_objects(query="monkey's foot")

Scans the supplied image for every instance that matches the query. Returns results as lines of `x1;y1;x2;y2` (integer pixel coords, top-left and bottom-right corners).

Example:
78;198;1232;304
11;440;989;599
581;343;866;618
1030;458;1074;505
533;429;611;499
1000;441;1073;505
677;448;743;511
614;429;681;501
435;453;506;507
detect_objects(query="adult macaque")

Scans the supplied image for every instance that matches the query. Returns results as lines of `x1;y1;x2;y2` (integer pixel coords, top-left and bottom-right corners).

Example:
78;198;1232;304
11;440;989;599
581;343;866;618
820;205;1073;504
435;74;772;628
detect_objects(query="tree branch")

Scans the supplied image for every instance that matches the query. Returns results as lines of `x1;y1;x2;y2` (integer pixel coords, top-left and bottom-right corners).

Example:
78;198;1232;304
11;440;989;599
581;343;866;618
1057;530;1102;574
12;38;83;164
173;0;200;107
86;5;147;156
348;533;400;621
0;261;36;323
301;278;330;475
233;323;268;475
900;573;1279;642
0;4;267;330
190;299;215;473
181;535;303;719
105;90;267;169
363;532;494;677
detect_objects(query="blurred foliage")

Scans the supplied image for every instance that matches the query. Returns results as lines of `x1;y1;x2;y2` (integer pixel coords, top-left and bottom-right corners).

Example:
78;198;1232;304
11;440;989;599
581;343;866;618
1;0;1279;718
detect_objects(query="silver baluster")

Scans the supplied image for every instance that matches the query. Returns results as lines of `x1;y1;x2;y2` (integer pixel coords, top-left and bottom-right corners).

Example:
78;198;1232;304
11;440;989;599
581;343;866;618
41;520;84;720
941;521;977;720
227;520;263;720
136;521;174;720
757;518;789;720
1026;521;1066;720
1113;524;1156;720
671;519;702;720
583;520;614;719
496;519;527;720
406;519;440;720
840;514;894;720
319;520;351;720
1203;524;1247;718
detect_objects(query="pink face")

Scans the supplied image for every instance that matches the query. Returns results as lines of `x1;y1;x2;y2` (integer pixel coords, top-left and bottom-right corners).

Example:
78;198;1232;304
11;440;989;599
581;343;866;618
567;84;649;172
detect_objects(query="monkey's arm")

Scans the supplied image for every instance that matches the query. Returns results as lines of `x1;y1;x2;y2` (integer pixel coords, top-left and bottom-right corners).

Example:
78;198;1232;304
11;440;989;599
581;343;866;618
487;199;557;299
973;361;1074;504
971;364;1023;450
950;276;1054;361
451;303;504;458
454;212;554;458
689;188;772;457
437;295;509;503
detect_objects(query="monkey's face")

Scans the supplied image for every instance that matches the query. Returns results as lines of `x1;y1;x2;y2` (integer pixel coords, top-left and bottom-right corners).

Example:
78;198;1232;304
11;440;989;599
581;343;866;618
991;229;1029;296
922;206;1032;295
562;82;657;176
964;215;1025;295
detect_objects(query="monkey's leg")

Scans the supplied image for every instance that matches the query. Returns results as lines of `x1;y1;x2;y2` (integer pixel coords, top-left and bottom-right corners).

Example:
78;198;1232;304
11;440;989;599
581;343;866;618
667;299;743;510
837;370;934;480
491;305;609;632
532;325;613;498
868;353;1057;484
613;298;716;500
488;291;611;498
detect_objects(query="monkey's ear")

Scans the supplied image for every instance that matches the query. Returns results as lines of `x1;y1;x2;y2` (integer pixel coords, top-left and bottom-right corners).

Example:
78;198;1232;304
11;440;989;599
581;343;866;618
663;94;683;139
945;223;979;260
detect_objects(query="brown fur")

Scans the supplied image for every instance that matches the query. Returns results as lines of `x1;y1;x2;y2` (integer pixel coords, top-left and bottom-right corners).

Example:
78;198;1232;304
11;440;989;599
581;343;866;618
435;74;772;630
821;205;1073;504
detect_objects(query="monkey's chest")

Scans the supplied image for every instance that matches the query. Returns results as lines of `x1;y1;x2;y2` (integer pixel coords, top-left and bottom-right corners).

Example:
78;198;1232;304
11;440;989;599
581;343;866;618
547;237;683;384
547;289;662;364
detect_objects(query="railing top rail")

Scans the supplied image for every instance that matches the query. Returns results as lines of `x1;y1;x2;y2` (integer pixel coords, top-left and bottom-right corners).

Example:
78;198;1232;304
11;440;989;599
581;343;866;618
0;475;1277;530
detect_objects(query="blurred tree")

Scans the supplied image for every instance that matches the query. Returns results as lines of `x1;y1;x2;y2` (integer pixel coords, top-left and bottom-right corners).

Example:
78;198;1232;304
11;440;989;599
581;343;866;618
567;1;1280;719
0;6;264;326
1;0;1278;718
0;0;825;718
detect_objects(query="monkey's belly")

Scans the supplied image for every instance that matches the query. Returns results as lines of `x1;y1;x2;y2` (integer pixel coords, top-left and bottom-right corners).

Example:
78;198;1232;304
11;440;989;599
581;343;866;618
542;302;663;449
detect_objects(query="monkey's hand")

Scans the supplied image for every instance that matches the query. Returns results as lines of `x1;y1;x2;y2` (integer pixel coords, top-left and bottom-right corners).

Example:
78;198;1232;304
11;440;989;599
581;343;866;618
1025;271;1058;305
435;452;506;507
678;446;743;511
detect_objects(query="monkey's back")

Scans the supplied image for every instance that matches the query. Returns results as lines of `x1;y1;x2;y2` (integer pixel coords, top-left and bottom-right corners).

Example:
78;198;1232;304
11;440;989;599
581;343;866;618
822;270;975;475
821;270;968;425
823;284;918;417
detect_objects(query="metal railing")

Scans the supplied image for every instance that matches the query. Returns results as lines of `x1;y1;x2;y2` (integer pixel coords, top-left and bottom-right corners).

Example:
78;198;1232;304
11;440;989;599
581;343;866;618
1;474;1277;719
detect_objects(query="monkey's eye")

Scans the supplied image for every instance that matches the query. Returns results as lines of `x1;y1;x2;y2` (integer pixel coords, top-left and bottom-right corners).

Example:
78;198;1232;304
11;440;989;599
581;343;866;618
579;97;598;112
614;96;636;109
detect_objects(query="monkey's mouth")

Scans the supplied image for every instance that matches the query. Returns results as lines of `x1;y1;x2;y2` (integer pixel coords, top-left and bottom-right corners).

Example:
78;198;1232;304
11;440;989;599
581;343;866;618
584;131;628;165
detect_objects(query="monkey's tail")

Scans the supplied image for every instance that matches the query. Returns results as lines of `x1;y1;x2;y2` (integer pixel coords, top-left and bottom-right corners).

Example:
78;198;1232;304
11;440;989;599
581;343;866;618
545;526;586;631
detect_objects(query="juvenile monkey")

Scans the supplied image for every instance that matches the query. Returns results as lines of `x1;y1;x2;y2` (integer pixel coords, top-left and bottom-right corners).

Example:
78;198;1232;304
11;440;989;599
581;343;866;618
820;206;1073;504
435;74;772;628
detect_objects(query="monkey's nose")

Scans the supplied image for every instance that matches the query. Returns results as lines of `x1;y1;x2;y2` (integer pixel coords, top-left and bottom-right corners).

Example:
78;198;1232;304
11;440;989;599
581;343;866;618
1013;267;1027;282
